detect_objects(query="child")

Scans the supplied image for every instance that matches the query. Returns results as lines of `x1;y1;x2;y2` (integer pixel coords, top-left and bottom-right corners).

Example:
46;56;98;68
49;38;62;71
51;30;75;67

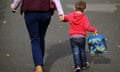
60;0;97;71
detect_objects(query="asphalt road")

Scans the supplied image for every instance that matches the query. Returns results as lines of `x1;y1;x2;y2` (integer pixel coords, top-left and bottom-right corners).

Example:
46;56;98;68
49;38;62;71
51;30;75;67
0;0;120;72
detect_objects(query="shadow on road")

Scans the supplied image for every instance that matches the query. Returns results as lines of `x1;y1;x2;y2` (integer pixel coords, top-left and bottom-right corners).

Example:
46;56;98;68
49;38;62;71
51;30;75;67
93;56;111;64
87;52;111;64
44;40;111;72
45;40;71;72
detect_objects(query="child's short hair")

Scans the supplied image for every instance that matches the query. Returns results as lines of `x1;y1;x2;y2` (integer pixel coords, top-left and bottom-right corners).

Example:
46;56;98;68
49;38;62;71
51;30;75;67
75;0;86;12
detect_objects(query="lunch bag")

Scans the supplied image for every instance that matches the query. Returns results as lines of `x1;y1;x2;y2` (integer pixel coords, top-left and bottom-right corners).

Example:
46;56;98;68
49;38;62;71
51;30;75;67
88;33;107;56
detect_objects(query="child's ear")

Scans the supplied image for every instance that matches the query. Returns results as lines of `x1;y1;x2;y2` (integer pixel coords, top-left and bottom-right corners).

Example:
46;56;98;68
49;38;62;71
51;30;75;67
74;8;76;11
84;9;86;13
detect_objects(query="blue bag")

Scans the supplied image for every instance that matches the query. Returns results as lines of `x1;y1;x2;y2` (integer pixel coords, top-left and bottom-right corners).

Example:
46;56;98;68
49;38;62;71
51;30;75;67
88;33;107;56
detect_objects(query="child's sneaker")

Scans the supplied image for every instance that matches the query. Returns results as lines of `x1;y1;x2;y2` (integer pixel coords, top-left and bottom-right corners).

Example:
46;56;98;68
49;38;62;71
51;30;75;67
72;65;82;72
82;62;90;70
75;67;81;72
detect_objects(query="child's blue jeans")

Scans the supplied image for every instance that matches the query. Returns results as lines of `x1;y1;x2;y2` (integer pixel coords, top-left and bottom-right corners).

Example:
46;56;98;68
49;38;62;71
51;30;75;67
70;37;88;67
24;11;51;66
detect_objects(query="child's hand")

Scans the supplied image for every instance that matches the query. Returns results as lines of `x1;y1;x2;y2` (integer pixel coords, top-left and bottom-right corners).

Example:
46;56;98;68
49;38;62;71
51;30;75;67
93;30;98;35
59;14;64;21
95;30;98;33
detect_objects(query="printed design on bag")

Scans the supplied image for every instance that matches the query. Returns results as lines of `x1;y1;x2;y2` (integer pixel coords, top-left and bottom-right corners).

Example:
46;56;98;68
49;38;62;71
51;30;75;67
88;34;107;56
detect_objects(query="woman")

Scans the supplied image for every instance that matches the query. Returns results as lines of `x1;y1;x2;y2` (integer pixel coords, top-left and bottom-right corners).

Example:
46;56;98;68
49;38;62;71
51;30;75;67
10;0;64;72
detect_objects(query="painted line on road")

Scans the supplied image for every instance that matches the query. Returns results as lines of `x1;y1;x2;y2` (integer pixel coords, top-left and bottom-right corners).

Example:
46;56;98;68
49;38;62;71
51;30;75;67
66;3;120;13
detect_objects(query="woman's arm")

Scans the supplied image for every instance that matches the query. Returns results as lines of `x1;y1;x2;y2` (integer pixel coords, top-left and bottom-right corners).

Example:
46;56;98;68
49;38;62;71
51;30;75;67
52;0;64;15
10;0;21;10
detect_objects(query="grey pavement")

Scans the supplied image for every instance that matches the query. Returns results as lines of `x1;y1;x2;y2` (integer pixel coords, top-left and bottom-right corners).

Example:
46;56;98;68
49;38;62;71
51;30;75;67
0;0;120;72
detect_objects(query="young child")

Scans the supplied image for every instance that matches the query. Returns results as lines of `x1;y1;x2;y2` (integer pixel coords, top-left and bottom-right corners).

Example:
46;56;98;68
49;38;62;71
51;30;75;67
60;0;97;71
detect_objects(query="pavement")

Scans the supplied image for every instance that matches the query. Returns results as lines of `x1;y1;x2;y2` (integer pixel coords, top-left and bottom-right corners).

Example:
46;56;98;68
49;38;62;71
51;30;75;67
0;0;120;72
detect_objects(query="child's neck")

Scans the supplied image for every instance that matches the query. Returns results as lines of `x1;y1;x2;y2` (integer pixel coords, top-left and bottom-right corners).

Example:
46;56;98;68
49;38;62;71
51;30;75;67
75;11;83;14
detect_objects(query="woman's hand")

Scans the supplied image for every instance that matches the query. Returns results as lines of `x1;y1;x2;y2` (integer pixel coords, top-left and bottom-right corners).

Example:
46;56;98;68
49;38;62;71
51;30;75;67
10;4;14;10
10;4;16;13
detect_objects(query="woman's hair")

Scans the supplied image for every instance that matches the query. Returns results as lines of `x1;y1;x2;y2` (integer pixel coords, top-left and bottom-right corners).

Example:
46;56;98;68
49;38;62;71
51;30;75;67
75;0;86;12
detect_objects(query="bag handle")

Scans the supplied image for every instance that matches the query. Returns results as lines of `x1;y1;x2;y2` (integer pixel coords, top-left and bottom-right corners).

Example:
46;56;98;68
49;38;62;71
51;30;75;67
93;32;98;36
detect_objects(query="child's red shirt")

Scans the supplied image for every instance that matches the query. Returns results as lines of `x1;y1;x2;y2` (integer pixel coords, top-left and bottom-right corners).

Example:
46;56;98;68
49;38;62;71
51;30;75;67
64;12;96;36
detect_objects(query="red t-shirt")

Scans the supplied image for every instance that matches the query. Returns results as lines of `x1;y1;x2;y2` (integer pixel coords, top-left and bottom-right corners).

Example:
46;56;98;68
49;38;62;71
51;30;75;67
64;12;96;36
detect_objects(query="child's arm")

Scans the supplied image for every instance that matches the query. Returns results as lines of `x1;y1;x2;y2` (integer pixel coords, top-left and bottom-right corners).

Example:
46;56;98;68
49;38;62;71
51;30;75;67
84;16;97;33
10;0;21;11
59;15;69;22
52;0;64;15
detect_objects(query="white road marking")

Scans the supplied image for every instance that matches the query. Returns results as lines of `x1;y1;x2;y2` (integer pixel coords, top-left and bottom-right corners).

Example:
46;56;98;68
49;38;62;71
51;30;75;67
66;3;120;13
